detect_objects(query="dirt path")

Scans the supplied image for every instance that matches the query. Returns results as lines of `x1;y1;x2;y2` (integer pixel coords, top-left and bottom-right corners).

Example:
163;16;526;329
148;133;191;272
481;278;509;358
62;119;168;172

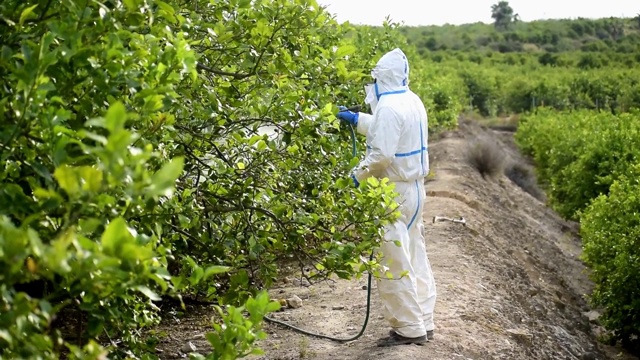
155;120;639;360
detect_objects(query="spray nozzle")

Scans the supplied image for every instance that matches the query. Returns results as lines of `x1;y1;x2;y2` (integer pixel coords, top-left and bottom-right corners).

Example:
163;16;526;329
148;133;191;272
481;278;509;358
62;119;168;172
345;105;361;112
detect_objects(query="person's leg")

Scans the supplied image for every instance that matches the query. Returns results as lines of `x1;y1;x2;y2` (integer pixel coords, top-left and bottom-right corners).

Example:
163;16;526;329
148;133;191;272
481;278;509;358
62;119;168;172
412;222;437;333
409;182;437;336
376;182;426;341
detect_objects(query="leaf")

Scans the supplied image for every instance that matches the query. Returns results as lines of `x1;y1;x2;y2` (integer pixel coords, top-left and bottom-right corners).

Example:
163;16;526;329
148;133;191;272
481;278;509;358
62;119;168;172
47;229;74;274
101;217;133;255
134;285;162;301
156;1;175;16
0;329;11;342
335;44;356;58
189;266;204;285
265;301;281;313
79;166;103;192
203;265;231;280
123;0;139;10
147;157;185;197
385;272;394;280
236;162;245;170
53;165;103;196
105;101;127;133
322;102;333;115
19;4;38;25
155;0;176;22
366;177;380;187
149;274;169;292
53;165;80;196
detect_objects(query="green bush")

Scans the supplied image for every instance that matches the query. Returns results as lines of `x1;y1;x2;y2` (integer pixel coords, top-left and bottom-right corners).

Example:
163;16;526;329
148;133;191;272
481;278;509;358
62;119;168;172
516;93;640;352
551;111;640;218
0;0;407;358
406;51;640;116
460;68;498;116
515;109;592;188
414;71;464;130
581;162;640;347
502;78;536;113
515;109;640;219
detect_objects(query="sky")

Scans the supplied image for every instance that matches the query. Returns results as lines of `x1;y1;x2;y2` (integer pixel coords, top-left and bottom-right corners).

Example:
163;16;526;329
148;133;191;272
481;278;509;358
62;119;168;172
316;0;638;27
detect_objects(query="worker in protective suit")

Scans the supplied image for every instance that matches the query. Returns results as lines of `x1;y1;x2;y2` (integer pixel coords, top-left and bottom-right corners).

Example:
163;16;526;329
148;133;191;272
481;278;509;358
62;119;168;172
336;48;437;347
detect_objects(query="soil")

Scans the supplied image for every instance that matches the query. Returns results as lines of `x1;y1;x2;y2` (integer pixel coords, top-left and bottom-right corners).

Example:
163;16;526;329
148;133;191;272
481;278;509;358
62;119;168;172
154;119;639;360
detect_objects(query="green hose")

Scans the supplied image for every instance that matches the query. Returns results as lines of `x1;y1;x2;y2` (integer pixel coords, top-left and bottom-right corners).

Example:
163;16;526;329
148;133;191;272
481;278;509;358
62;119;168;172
263;123;375;343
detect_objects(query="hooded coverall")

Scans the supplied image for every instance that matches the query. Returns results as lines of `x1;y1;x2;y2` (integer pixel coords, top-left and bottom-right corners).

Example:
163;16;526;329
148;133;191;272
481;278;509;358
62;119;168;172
350;48;437;340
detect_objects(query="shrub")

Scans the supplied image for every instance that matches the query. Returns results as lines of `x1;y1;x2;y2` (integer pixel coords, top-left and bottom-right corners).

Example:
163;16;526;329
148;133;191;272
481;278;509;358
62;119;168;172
539;52;559;66
464;136;506;179
417;74;464;131
517;106;640;351
0;0;404;358
549;111;640;218
581;162;640;349
504;161;545;200
503;78;536;113
514;109;640;219
460;69;498;117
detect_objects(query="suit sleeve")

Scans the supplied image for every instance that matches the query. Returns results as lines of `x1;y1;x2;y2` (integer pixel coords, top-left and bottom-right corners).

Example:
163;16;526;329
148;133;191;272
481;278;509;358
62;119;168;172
352;107;401;182
356;113;374;135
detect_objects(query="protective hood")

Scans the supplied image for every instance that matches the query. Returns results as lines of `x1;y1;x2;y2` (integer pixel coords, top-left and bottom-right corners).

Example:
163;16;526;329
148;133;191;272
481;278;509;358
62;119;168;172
371;48;410;98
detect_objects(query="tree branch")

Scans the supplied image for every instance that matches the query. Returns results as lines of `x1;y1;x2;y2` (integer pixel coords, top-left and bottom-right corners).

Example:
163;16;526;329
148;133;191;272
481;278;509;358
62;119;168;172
196;62;254;80
38;0;53;21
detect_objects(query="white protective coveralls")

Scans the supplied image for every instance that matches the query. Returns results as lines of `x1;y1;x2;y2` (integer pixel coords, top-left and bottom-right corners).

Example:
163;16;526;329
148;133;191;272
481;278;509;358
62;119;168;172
351;48;437;339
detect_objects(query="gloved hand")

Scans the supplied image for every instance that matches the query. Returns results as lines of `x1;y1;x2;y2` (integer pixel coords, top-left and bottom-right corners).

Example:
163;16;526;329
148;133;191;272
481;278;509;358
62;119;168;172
337;105;359;126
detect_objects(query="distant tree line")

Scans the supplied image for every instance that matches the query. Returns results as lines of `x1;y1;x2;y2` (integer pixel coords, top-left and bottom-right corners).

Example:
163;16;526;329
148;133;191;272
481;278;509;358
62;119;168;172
398;1;640;56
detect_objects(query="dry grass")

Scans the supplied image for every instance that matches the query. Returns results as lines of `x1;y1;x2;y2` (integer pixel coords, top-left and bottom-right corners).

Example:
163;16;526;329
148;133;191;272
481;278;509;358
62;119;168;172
504;161;545;201
478;115;520;132
464;136;506;179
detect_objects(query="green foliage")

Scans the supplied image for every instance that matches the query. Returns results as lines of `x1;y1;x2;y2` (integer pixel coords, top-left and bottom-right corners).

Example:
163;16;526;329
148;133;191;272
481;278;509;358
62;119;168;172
1;0;203;354
581;163;640;347
491;1;518;31
515;104;640;350
460;69;498;116
410;68;463;130
398;54;640;116
190;292;281;360
515;109;640;219
0;0;417;358
401;16;640;54
398;14;640;117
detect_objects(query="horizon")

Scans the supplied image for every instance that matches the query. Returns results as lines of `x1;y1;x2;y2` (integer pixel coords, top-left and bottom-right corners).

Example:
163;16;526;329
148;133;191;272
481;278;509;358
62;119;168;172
316;0;638;27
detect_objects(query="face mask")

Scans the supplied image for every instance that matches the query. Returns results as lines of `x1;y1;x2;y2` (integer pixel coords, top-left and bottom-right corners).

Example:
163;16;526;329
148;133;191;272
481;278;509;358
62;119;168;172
364;83;378;113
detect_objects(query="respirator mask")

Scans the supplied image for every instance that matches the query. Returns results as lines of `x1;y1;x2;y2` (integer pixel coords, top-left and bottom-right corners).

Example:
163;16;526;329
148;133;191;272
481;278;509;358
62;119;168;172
364;79;379;113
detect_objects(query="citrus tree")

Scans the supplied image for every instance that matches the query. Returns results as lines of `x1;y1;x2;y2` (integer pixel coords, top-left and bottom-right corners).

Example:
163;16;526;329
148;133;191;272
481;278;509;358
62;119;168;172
515;109;640;219
0;0;414;358
581;163;640;348
516;108;640;349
